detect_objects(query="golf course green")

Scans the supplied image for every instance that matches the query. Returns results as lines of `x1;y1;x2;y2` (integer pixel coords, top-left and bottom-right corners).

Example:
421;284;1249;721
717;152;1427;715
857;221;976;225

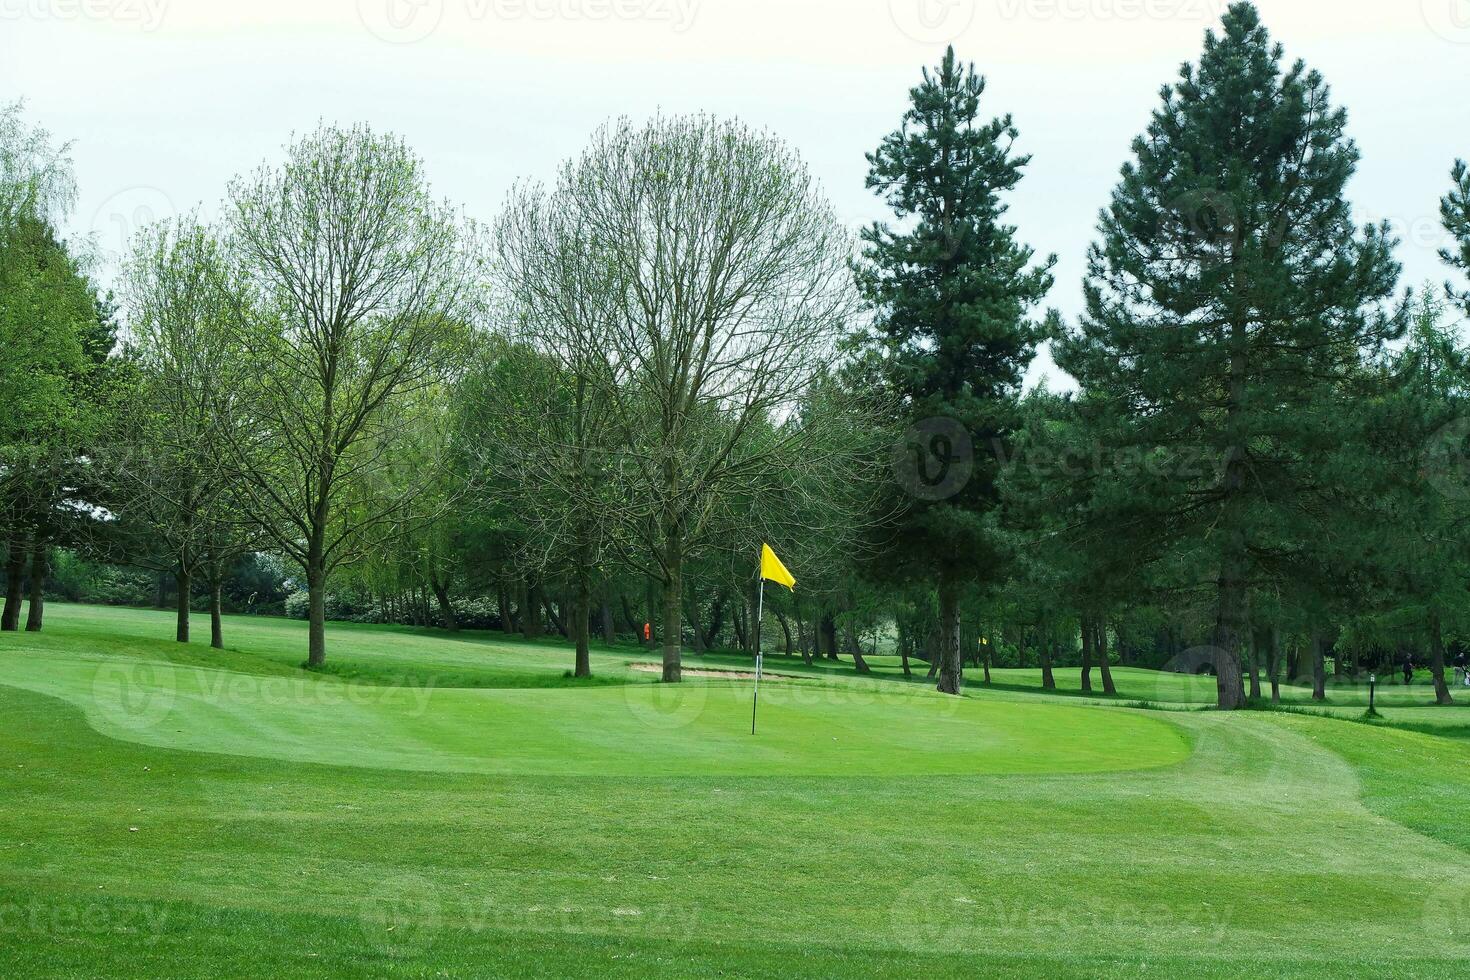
4;604;1470;977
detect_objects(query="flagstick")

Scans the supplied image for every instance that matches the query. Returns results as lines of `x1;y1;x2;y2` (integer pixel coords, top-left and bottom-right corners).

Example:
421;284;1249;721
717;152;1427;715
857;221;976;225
751;576;765;735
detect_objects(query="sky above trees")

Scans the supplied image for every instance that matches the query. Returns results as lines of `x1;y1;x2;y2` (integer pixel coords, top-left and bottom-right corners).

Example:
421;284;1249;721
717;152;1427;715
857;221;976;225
0;0;1466;387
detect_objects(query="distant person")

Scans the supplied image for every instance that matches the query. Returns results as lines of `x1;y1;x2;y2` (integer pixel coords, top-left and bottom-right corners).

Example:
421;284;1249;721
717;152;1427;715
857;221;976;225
1458;651;1470;688
1401;653;1414;686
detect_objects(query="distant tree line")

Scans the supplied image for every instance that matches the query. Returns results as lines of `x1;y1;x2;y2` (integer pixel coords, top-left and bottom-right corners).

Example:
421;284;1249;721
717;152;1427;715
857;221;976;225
5;3;1470;710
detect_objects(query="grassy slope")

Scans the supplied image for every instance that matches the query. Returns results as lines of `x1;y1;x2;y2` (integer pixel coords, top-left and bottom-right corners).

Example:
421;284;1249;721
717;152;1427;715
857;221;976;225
2;604;1470;978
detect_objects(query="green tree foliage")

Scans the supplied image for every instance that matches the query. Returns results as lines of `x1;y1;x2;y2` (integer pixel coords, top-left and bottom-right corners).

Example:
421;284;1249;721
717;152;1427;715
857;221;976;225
1055;2;1405;708
1443;159;1470;316
856;46;1055;694
0;104;118;633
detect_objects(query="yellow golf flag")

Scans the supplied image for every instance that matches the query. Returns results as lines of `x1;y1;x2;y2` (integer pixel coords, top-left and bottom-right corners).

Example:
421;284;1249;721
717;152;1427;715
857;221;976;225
760;544;796;591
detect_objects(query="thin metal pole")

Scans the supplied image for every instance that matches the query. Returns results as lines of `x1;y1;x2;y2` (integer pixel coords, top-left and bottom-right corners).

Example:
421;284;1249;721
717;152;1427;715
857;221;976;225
752;576;765;735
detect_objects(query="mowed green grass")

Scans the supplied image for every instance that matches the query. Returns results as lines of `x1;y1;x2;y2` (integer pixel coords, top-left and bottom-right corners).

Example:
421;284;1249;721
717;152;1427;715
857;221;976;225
3;604;1470;978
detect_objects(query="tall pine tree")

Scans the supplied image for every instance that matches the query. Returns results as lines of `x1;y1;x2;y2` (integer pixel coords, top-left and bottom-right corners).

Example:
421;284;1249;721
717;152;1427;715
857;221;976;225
857;48;1055;695
1056;2;1404;709
1444;159;1470;317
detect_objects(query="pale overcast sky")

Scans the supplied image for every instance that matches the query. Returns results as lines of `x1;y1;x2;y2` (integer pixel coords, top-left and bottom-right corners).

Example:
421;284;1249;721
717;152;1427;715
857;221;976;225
2;0;1466;383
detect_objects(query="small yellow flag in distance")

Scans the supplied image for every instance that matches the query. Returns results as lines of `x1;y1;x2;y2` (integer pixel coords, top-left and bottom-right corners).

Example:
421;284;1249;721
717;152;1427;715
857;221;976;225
761;544;796;591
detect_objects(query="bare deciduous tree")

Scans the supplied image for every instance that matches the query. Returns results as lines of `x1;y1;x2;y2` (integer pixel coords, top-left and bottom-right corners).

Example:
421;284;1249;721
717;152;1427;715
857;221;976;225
112;215;260;647
220;123;476;667
525;115;863;683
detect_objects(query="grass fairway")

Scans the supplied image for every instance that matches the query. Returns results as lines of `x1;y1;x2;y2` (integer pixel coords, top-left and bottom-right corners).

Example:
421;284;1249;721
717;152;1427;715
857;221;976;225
4;605;1470;977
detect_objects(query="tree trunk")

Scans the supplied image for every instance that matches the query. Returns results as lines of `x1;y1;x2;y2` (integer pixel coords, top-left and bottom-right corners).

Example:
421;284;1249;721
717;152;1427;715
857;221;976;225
523;582;544;639
1247;630;1263;701
306;557;327;668
572;568;592;679
24;544;46;632
1039;632;1056;691
430;570;458;632
687;587;706;654
819;612;839;663
1080;615;1095;693
1096;619;1117;696
1429;611;1454;706
660;519;683;683
498;586;515;634
775;611;793;656
1268;626;1281;705
702;591;724;649
175;567;192;644
619;593;639;635
1209;547;1247;711
599;589;616;644
645;578;660;651
2;533;26;632
936;573;963;695
1311;631;1327;702
209;574;224;650
847;624;872;674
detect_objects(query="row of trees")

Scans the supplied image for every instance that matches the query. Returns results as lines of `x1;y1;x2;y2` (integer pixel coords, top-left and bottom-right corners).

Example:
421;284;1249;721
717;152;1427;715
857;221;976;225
7;3;1470;712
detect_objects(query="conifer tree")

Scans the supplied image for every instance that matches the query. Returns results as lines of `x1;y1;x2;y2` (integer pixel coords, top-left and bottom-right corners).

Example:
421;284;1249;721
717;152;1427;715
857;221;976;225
1445;159;1470;316
857;47;1055;695
1056;3;1404;709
